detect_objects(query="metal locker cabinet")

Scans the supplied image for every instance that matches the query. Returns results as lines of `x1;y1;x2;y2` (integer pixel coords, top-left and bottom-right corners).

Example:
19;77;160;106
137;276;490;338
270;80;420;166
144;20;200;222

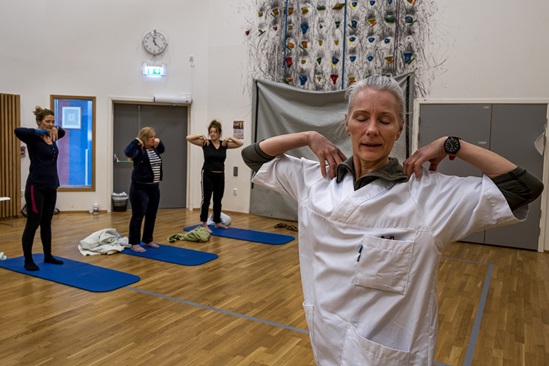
484;104;546;250
418;103;545;250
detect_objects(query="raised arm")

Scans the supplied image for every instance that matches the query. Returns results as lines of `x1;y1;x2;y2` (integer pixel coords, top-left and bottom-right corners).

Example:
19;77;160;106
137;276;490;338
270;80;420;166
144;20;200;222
256;131;346;179
14;127;37;144
404;136;543;211
222;136;244;149
153;139;165;154
403;137;517;179
48;126;65;142
186;133;209;147
124;138;143;159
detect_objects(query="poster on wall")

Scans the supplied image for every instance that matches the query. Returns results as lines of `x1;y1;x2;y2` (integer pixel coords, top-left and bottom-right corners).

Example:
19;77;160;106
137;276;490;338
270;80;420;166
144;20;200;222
233;120;244;139
62;106;82;129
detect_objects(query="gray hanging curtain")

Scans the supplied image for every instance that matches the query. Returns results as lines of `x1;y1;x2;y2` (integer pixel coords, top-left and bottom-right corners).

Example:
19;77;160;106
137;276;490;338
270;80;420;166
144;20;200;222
249;74;414;220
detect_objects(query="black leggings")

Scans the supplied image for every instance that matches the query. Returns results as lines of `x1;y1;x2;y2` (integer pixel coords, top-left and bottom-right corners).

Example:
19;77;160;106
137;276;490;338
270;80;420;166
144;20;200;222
128;182;160;245
200;170;224;223
22;184;57;261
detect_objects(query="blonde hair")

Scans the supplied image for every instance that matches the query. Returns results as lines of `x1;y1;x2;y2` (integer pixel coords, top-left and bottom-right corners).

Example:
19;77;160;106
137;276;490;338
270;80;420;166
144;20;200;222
137;127;155;141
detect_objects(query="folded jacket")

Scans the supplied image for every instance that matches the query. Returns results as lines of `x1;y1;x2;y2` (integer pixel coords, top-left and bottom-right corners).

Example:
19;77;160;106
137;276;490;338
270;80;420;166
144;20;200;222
168;226;211;243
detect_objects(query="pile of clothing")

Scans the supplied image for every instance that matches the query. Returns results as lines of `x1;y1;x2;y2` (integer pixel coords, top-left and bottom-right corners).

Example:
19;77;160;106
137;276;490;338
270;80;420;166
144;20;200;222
78;228;130;255
167;226;211;243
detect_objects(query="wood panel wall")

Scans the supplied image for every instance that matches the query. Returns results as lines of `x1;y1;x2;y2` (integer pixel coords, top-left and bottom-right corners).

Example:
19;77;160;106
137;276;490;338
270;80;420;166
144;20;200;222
0;93;21;219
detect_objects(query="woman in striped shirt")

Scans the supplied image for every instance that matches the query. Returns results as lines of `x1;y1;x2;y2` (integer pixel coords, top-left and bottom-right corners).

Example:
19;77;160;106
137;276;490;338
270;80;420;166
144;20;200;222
124;127;165;252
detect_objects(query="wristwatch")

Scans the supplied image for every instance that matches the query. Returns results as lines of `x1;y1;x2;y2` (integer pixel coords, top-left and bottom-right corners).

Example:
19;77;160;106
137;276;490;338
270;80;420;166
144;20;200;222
444;136;461;160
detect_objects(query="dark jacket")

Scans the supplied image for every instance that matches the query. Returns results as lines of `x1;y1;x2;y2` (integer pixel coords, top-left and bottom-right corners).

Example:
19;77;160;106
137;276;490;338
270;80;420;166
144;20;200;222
124;139;165;183
15;127;66;189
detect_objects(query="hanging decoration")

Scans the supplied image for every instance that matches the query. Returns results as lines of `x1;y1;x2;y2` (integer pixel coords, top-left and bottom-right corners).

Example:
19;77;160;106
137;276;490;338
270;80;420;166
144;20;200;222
243;0;436;93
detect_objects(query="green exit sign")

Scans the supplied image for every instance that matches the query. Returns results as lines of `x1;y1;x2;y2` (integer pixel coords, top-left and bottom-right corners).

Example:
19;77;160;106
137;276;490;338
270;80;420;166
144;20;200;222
142;63;167;77
146;66;162;75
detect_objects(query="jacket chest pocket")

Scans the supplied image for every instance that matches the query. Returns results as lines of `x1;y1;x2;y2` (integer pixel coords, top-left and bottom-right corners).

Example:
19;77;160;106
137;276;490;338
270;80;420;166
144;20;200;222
354;235;414;295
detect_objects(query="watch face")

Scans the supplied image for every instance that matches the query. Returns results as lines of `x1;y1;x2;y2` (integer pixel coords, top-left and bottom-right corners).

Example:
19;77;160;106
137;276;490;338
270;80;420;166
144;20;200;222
143;31;167;55
444;137;460;154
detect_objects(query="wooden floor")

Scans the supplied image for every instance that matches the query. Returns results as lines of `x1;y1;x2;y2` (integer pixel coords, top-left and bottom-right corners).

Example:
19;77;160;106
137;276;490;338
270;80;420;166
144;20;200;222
0;209;548;366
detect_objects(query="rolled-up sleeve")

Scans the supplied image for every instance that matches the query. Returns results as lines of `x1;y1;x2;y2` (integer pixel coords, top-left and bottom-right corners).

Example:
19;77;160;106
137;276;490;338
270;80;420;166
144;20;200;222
491;167;544;211
241;142;276;172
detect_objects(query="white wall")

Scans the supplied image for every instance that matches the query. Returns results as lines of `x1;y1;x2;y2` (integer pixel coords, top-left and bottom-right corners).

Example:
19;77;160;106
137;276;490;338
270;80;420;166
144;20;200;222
425;0;549;98
2;0;549;244
0;0;252;214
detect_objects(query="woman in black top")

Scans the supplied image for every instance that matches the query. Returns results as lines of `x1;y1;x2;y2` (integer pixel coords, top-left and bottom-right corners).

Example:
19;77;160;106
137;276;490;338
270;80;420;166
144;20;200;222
14;106;65;271
186;120;243;233
124;127;165;252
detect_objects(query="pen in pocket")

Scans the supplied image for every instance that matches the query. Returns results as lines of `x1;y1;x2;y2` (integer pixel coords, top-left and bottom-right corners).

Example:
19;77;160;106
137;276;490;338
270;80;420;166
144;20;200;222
357;244;363;262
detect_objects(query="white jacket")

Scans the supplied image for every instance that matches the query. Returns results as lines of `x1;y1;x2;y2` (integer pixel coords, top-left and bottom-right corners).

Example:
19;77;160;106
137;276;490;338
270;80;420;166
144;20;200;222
252;155;525;365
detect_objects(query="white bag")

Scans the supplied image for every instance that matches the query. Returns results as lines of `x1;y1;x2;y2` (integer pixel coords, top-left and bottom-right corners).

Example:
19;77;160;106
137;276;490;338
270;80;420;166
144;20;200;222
206;212;232;226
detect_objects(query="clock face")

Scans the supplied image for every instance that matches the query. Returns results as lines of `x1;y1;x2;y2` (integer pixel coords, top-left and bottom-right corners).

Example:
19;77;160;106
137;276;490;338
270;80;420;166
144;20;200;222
143;30;167;56
444;137;460;154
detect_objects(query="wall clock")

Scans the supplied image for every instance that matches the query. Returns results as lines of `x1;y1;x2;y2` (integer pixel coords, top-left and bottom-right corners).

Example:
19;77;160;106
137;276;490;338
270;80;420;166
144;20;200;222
142;30;168;56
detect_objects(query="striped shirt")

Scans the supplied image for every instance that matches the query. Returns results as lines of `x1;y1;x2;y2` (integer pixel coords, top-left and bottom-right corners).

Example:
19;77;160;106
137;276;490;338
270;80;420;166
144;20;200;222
147;149;162;183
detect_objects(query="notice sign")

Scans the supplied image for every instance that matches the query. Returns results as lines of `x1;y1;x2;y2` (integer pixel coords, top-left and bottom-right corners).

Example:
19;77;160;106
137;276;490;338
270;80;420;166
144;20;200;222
233;120;244;139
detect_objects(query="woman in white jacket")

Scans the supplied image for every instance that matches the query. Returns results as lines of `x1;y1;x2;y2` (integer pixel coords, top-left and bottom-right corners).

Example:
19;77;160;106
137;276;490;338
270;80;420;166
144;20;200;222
241;75;543;365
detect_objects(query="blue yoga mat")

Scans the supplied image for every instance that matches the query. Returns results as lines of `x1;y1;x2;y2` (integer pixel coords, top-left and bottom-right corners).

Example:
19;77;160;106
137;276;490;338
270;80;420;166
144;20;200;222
0;254;140;292
183;225;295;245
122;243;218;265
